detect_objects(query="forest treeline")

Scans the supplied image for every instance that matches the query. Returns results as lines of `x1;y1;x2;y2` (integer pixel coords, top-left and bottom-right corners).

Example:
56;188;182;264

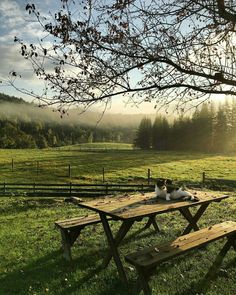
0;119;137;148
0;93;136;148
2;92;236;151
134;100;236;153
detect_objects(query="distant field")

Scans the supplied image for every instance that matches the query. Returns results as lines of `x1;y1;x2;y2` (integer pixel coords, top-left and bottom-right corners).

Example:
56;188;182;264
58;142;133;150
0;143;236;185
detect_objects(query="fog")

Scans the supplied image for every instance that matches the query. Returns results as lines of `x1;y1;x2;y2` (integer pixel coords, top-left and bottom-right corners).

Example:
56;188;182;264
0;102;157;128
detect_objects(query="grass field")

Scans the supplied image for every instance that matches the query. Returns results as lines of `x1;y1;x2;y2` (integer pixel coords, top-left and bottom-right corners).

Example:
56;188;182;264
1;143;236;184
1;144;236;294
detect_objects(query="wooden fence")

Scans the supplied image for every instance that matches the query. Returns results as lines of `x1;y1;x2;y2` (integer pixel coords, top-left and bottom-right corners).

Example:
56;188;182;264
0;182;154;197
202;172;236;190
2;173;219;198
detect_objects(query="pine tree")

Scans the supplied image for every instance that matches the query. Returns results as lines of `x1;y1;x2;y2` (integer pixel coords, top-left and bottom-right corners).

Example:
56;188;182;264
134;117;152;149
213;106;228;152
152;116;170;150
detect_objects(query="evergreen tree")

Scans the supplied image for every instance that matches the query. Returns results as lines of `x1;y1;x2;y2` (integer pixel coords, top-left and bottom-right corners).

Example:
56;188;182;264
212;106;228;152
134;118;152;149
191;103;214;152
152;116;170;150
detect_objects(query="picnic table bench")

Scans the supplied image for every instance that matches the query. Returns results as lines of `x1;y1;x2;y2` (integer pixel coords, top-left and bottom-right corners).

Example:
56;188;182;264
76;190;229;283
125;221;236;295
55;212;159;262
55;214;110;262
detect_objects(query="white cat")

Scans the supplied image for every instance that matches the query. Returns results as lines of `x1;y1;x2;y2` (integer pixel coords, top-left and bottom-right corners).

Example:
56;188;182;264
154;179;198;202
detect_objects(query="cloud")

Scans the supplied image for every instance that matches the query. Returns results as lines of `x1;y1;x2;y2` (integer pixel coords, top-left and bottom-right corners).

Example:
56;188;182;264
0;44;32;77
0;0;51;86
0;1;25;30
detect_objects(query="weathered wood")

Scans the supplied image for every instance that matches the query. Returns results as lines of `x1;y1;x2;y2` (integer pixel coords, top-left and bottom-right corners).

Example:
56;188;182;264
60;228;73;262
79;191;228;220
143;215;160;232
55;214;111;262
137;267;153;295
125;221;236;268
179;203;210;235
99;213;128;284
76;191;228;282
102;219;134;268
55;214;102;229
0;182;154;197
125;221;236;295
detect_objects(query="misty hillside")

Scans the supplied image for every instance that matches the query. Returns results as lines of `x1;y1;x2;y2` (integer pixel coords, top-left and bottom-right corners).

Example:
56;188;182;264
0;93;29;105
0;92;140;148
0;92;155;128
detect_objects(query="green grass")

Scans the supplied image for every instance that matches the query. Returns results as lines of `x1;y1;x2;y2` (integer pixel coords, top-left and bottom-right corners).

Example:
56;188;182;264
1;144;236;185
1;196;236;295
1;144;236;294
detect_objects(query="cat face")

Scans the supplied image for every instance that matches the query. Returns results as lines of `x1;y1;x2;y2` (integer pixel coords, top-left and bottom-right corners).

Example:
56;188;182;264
156;179;166;188
156;178;173;188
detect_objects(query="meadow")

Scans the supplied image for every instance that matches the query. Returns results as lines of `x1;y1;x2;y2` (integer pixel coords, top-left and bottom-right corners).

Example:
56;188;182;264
1;144;236;295
1;143;236;184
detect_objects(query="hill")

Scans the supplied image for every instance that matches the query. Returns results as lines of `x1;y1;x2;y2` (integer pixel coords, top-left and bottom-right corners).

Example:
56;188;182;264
0;92;28;104
0;92;140;148
0;92;155;128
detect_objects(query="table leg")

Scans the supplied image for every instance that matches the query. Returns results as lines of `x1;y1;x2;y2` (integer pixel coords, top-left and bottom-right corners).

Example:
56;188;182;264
179;203;209;235
102;219;134;268
99;213;128;284
60;229;73;262
143;215;160;232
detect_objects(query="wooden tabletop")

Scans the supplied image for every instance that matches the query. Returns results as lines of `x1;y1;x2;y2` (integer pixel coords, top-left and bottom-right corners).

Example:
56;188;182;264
77;190;229;221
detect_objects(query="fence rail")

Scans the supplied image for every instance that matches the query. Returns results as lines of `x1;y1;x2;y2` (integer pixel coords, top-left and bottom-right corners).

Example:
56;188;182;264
0;182;154;197
202;172;236;190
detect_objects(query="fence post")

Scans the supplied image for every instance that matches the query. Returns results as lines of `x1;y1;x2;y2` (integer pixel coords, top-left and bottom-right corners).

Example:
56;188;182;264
11;158;14;172
36;161;39;176
106;183;109;195
147;169;151;185
68;164;71;179
102;167;105;183
70;182;72;196
33;182;36;194
202;172;206;185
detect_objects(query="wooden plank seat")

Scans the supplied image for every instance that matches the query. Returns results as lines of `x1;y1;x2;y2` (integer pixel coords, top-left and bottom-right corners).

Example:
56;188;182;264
125;221;236;295
55;214;111;262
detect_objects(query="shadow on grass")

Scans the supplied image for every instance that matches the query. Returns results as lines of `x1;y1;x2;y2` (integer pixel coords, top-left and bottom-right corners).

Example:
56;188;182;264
0;197;64;215
175;249;236;295
0;221;162;295
0;248;106;295
0;246;135;295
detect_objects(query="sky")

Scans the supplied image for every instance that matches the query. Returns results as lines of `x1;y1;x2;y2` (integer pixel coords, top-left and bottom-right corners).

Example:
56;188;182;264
0;0;228;117
0;0;159;115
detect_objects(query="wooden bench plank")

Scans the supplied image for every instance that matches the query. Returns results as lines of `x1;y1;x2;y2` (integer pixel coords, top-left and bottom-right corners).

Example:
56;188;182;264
125;221;236;268
55;214;102;229
55;214;111;262
125;221;236;295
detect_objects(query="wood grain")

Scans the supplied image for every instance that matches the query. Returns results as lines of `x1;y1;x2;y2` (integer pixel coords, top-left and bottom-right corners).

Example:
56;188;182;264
125;221;236;268
78;191;228;220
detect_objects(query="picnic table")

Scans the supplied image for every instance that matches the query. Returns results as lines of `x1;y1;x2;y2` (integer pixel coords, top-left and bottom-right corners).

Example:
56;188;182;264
76;190;228;283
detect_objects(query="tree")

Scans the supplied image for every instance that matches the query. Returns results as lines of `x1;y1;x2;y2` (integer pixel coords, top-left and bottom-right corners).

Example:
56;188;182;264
9;0;236;112
191;103;214;151
152;116;170;150
134;117;152;149
36;135;48;149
